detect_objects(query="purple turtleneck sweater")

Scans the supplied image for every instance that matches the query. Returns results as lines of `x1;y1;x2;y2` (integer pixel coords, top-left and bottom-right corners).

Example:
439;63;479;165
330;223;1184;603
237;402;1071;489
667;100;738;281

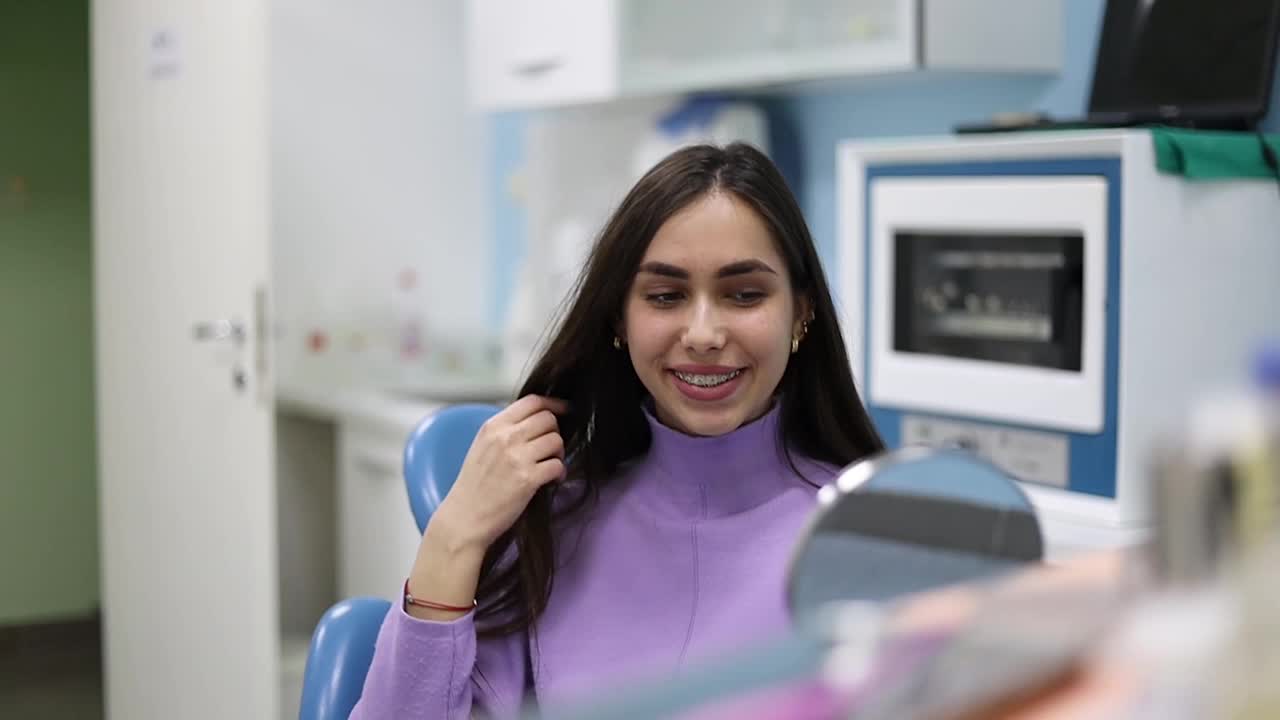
349;405;835;719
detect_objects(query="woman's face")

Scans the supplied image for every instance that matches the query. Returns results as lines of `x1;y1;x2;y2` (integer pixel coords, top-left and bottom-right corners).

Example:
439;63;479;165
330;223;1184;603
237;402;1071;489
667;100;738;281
621;192;808;437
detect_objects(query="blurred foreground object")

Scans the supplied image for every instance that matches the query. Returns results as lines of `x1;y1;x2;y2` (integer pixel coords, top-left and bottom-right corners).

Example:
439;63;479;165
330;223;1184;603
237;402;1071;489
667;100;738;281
1112;343;1280;719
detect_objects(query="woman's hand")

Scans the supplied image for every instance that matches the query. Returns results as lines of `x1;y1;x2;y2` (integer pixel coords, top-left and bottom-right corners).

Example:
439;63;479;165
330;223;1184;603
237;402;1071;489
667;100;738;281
405;395;567;619
428;394;568;553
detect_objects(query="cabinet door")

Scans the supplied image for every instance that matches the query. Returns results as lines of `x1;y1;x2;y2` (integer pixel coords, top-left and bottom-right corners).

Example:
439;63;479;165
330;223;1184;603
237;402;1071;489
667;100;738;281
337;425;423;600
922;0;1061;72
467;0;619;109
619;0;917;95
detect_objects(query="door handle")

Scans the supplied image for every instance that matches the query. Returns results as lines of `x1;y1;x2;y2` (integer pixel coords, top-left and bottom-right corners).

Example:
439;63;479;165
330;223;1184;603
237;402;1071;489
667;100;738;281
193;318;251;394
192;320;246;346
190;289;268;400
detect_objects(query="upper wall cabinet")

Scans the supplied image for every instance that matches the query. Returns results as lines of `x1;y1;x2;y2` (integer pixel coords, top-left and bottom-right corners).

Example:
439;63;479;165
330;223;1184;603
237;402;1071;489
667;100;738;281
467;0;1063;110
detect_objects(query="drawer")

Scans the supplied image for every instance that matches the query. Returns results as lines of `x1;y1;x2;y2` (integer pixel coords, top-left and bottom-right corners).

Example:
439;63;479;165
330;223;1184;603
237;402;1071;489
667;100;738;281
336;425;423;601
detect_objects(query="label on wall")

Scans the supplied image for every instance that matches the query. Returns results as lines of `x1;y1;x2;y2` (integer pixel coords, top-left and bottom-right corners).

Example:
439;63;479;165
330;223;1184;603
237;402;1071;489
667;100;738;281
901;414;1070;489
148;28;181;79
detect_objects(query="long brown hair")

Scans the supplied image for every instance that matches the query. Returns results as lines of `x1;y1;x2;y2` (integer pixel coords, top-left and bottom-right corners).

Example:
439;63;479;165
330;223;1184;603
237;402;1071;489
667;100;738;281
475;143;884;637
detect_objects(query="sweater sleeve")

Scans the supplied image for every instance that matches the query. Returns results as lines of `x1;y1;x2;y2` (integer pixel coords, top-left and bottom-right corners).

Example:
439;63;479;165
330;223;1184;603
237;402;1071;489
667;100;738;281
348;602;530;719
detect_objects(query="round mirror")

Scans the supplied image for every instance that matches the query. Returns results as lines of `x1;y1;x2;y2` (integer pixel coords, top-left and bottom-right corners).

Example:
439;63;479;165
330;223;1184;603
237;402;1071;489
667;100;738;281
787;447;1044;619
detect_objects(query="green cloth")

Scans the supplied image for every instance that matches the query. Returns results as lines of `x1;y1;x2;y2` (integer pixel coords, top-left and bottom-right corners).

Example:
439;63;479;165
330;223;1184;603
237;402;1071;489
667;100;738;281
1151;128;1280;180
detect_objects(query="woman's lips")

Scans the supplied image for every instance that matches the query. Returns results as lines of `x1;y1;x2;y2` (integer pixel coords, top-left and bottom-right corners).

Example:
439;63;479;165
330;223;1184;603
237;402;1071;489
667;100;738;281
668;367;745;402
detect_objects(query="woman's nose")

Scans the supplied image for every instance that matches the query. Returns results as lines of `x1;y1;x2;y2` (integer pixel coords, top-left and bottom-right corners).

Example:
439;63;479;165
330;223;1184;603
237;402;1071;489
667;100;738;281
681;298;726;353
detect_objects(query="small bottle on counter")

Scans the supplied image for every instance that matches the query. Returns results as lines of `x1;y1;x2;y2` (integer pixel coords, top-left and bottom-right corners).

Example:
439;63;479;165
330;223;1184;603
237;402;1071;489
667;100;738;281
1212;343;1280;720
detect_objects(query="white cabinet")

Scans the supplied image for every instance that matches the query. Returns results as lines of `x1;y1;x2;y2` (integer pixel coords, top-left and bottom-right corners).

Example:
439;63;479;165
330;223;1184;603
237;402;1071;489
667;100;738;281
467;0;1062;110
620;0;917;95
467;0;619;109
336;419;428;601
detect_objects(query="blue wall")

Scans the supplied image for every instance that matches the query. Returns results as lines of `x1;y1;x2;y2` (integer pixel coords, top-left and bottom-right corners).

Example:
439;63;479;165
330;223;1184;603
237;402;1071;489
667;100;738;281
487;0;1280;327
487;111;528;327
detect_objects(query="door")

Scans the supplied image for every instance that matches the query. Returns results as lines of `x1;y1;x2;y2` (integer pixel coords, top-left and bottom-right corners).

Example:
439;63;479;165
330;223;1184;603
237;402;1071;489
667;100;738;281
92;1;278;718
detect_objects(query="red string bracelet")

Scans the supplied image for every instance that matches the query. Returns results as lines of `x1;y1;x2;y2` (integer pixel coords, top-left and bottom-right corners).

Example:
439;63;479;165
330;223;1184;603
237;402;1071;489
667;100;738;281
403;578;477;613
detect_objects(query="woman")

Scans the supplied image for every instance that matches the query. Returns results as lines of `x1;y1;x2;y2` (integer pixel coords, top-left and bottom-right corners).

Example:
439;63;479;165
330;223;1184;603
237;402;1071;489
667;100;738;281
351;143;884;718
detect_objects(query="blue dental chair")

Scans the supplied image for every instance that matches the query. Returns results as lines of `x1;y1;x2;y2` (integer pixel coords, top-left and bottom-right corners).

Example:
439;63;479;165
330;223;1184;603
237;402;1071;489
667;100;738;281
299;403;501;720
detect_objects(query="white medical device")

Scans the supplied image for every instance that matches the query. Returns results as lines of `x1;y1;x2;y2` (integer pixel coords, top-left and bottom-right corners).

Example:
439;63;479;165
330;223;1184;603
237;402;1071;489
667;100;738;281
838;130;1280;555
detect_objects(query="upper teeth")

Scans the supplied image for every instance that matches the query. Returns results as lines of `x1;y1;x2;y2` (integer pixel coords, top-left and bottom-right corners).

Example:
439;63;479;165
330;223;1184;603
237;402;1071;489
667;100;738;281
674;370;742;387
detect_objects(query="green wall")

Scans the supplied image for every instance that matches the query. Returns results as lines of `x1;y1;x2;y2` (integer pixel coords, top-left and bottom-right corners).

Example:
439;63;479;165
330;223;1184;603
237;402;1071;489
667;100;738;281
0;0;98;625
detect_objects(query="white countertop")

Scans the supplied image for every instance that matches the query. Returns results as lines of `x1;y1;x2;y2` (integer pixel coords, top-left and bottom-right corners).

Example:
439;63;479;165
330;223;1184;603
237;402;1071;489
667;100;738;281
275;382;433;433
275;379;510;434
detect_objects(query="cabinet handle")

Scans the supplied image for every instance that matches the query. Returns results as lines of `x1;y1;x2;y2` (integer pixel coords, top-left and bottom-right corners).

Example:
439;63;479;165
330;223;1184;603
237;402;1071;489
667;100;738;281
354;454;399;480
511;58;562;77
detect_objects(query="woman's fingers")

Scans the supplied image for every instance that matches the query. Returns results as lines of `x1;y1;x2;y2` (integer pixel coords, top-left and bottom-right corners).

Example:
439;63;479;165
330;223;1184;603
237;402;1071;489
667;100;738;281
525;430;565;463
502;394;569;426
531;457;566;486
513;409;560;443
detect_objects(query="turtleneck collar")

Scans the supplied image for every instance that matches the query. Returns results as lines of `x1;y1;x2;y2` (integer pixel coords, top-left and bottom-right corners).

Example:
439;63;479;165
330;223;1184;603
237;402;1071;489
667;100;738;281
633;401;807;520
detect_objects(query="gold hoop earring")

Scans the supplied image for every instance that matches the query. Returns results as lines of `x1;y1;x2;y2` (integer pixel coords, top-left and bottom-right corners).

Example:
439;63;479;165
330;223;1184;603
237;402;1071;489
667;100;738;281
613;336;622;350
792;315;811;355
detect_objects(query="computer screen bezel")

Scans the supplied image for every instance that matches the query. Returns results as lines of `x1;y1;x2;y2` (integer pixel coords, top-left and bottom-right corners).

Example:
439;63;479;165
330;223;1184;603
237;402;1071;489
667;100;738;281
1087;0;1280;126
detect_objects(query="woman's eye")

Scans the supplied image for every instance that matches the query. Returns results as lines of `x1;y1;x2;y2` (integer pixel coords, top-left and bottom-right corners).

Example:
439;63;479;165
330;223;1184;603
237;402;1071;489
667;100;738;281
646;292;682;307
730;290;766;305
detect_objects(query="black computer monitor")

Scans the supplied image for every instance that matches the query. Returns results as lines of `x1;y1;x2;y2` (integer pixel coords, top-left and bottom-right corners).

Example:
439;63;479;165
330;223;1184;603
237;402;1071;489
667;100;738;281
1088;0;1280;129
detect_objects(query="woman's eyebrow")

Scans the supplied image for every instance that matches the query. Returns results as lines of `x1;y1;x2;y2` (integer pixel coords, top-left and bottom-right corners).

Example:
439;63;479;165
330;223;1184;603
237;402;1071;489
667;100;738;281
716;259;777;278
636;259;778;279
637;261;688;279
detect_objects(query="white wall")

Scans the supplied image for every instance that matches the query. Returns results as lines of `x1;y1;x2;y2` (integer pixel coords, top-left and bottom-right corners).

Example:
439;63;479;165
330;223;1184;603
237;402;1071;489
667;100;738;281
271;0;488;388
267;0;488;691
